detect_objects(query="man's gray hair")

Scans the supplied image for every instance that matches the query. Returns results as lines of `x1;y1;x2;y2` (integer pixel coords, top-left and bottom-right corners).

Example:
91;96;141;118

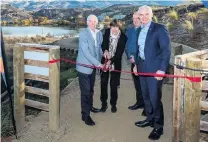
133;11;139;16
87;14;98;24
138;5;153;16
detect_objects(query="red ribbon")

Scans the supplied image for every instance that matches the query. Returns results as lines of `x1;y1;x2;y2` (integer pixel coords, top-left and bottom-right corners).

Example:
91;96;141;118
48;58;202;83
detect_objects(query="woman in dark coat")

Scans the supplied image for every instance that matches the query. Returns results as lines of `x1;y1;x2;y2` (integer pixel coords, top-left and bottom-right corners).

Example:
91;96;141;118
100;19;127;113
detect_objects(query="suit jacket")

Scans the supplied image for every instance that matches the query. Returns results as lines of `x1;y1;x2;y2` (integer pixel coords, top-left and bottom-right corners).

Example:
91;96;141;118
136;22;171;73
101;28;127;71
125;26;139;60
76;28;103;74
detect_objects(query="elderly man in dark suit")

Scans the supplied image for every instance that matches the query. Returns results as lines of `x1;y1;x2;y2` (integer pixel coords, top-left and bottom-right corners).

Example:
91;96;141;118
134;5;171;140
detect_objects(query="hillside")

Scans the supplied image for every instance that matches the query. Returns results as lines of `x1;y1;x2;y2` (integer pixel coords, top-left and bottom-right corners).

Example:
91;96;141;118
33;8;93;20
121;3;207;50
159;3;208;50
1;2;204;23
1;2;207;51
7;1;185;11
1;4;32;21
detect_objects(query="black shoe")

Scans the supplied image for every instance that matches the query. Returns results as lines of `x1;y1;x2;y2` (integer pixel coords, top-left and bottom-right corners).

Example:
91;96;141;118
148;128;163;140
141;110;146;116
128;103;144;110
90;107;101;113
100;105;108;112
111;106;117;113
135;120;153;128
82;116;95;126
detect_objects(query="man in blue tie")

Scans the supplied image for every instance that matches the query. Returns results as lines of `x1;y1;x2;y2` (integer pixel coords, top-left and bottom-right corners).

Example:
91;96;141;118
125;12;145;115
134;5;171;140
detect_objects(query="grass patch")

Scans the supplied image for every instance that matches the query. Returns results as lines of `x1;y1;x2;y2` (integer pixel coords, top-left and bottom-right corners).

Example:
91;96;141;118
60;68;77;90
1;101;14;137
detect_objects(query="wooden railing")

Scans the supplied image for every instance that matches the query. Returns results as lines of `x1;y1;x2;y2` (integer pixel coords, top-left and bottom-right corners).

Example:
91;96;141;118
13;43;60;133
173;49;208;142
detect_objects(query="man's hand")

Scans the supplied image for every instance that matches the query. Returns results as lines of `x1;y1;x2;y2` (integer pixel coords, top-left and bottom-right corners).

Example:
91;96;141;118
0;58;4;73
155;70;165;80
133;64;138;76
104;50;108;58
99;64;104;69
104;60;111;72
130;55;135;63
104;50;110;59
106;60;111;66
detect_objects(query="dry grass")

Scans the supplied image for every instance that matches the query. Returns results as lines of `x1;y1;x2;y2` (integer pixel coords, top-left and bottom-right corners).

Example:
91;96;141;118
168;10;179;21
200;132;208;142
3;35;59;47
1;100;15;137
166;22;175;32
153;15;158;23
3;35;59;59
183;20;194;31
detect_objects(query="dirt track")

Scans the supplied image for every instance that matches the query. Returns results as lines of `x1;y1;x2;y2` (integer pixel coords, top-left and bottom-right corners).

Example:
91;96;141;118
13;58;174;142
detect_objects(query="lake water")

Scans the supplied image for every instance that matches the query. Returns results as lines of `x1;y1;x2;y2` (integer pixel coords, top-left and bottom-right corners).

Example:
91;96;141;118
2;26;82;37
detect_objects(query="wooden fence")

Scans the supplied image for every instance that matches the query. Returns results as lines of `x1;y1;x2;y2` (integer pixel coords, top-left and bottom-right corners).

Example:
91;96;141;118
172;49;208;142
13;43;60;133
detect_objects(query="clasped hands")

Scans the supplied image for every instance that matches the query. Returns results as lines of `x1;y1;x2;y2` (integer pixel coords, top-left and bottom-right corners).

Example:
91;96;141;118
104;50;110;59
98;50;112;72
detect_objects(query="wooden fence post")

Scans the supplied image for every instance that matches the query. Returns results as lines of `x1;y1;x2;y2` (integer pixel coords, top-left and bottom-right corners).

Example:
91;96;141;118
13;45;25;133
184;57;202;142
172;56;183;142
49;47;60;131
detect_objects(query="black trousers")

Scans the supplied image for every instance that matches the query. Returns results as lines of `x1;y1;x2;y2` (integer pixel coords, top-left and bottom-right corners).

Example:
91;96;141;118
118;72;121;86
138;60;164;129
131;64;144;105
78;69;96;118
100;71;120;107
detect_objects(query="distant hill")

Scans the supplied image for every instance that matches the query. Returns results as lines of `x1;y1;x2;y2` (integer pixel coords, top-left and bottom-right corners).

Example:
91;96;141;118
1;3;100;21
8;1;185;11
2;2;205;23
1;4;32;21
33;8;93;20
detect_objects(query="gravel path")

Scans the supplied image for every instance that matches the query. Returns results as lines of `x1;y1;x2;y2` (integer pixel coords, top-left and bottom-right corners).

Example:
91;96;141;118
13;57;173;142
